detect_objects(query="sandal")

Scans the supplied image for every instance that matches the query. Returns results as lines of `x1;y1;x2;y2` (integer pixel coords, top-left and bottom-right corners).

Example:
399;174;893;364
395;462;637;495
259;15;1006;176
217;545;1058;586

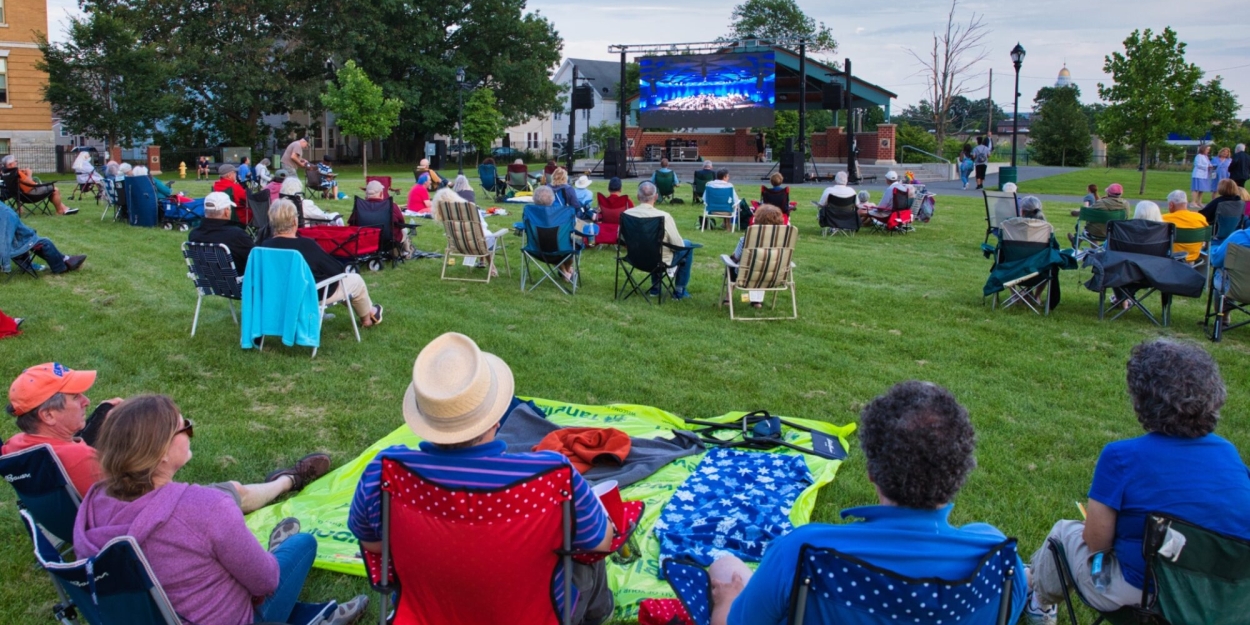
365;304;383;327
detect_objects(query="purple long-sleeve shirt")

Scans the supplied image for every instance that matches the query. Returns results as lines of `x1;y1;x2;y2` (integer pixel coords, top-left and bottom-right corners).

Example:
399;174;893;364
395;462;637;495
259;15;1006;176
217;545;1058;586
74;482;279;625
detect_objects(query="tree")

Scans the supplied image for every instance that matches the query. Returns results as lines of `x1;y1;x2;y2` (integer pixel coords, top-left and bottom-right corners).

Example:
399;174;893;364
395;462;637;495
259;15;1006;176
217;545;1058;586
1098;27;1202;194
461;88;505;160
1029;86;1091;166
320;61;401;178
724;0;837;56
895;122;938;162
907;0;989;151
38;8;173;151
1189;77;1240;146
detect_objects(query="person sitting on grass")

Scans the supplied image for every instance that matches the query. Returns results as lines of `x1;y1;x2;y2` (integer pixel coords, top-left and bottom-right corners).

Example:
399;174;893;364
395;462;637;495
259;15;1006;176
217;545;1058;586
1;155;77;215
349;332;615;625
1;201;86;275
626;181;696;300
1082;183;1100;207
707;380;1027;625
1161;189;1208;263
452;174;476;204
415;158;442;189
188;192;255;273
73;394;367;625
1132;200;1163;222
406;175;433;217
351;181;414;259
261;199;383;327
3;362;331;508
725;204;786;308
1027;340;1250;622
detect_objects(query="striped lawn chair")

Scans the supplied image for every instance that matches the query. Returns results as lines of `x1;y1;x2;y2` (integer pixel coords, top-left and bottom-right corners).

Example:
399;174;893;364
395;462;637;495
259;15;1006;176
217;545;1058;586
719;224;797;320
436;200;510;283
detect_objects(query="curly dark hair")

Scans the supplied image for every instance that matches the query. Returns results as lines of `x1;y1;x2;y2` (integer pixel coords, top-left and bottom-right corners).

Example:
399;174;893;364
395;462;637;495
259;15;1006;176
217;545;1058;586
1126;340;1224;438
859;381;977;509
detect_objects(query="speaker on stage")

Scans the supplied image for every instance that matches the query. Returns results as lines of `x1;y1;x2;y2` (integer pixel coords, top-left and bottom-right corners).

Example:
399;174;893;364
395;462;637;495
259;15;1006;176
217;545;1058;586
604;150;626;179
606;137;618;152
572;85;595;111
823;84;844;110
779;151;803;184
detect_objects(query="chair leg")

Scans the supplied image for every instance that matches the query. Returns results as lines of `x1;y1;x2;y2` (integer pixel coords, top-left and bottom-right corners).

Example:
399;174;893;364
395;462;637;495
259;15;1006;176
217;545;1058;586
501;240;512;277
1050;541;1082;625
347;293;361;343
191;294;204;336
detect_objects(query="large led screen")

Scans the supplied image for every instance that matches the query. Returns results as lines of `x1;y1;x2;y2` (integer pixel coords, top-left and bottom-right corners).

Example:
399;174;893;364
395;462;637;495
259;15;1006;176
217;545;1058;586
639;52;776;128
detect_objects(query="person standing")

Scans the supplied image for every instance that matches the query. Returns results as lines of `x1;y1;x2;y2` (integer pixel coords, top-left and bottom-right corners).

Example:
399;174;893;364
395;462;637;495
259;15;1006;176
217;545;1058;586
755;131;766;163
972;137;992;190
281;137;310;175
1191;145;1214;206
958;146;974;189
1214;147;1232;187
1230;144;1250;189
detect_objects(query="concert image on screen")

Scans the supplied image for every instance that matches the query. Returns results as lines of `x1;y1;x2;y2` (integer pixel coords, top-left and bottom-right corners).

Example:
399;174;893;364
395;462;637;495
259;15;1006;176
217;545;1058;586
638;52;776;128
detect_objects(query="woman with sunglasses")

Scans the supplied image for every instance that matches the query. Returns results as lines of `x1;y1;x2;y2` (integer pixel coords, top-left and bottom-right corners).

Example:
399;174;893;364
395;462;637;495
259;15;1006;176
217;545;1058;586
73;395;367;625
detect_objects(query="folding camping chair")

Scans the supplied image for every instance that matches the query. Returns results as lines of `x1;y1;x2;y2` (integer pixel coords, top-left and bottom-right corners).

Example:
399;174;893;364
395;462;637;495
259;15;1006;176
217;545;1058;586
759;186;795;215
1048;513;1250;625
615;213;697;304
701;185;738;232
479;164;508;201
596;193;633;247
720;224;798;320
816;195;858;236
124;176;159;227
520;203;583;294
242;247;360;358
692;168;716;204
663;539;1021;625
1;207;41;279
1205;242;1250;342
305;166;333;199
436;200;510;283
361;457;577;625
1172;225;1211;270
351;196;416;269
1209;198;1246;245
362;176;400;196
1072;205;1126;259
248;187;272;241
298;225;383;273
101;179;124;221
3;445;82;624
983;190;1019;244
182;242;243;337
507;170;533;193
0;168;56;216
654;170;679;204
1097;220;1177;326
986;219;1062;316
869;188;914;234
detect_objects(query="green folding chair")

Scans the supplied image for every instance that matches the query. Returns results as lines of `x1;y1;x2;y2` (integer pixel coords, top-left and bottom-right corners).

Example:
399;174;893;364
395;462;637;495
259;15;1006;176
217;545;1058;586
653;170;678;204
1172;225;1211;271
692;169;715;204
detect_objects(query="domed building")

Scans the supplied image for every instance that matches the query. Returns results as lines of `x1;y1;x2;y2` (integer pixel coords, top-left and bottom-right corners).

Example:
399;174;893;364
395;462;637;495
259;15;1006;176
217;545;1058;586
1055;65;1073;88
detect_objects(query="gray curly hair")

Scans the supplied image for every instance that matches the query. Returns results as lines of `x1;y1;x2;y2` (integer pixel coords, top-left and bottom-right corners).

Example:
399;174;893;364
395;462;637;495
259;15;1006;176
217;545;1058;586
1126;340;1224;438
858;381;977;509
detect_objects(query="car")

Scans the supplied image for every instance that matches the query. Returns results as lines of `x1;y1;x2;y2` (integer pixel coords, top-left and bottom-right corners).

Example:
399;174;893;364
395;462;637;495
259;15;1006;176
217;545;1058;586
491;146;526;161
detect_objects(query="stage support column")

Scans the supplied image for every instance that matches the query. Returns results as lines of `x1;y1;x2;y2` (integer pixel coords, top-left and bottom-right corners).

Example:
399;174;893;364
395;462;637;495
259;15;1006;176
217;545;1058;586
619;51;628;163
567;65;578;173
798;39;807;161
845;58;860;184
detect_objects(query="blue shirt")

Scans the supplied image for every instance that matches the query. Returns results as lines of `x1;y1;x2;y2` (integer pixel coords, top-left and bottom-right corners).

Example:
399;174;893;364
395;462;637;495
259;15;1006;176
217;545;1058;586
1088;432;1250;588
237;164;252;182
348;438;609;549
1212;229;1250;268
727;504;1026;625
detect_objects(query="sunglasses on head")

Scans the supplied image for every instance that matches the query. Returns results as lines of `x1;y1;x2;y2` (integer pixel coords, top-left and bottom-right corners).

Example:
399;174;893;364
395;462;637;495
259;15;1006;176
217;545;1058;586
176;417;194;439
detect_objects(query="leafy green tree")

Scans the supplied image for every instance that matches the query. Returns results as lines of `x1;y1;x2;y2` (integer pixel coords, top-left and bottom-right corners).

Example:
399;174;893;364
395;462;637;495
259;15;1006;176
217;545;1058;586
1098;27;1203;194
1189;77;1240;147
38;8;173;150
894;122;938;162
460;88;505;161
320;61;402;178
724;0;837;56
1029;86;1092;166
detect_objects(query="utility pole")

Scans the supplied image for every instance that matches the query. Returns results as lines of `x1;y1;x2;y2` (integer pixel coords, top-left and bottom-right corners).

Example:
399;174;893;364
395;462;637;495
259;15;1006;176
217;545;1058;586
797;39;807;158
845;58;859;184
567;64;578;173
986;68;993;141
618;50;627;167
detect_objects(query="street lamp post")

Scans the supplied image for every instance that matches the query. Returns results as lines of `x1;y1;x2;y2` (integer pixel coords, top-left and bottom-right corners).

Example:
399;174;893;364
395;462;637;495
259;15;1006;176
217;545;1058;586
1009;43;1026;168
456;66;466;175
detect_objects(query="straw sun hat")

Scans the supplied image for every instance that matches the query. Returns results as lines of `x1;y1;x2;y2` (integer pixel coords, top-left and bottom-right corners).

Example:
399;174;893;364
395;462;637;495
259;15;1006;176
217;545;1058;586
403;333;515;445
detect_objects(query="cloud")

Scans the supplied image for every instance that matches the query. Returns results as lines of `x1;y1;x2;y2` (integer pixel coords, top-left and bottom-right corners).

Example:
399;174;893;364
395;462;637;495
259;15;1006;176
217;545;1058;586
855;27;866;35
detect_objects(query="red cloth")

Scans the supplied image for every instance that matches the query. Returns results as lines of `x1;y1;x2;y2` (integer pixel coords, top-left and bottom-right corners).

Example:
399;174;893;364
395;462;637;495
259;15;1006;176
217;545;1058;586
0;309;19;339
533;428;631;473
638;598;694;625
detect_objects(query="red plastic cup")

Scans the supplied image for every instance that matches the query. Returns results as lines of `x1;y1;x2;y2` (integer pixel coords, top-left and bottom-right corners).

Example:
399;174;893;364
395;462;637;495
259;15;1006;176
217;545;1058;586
592;480;623;528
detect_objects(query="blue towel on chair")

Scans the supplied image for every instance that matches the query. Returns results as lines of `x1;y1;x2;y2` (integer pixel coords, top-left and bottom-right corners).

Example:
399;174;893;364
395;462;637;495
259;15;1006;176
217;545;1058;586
241;248;321;349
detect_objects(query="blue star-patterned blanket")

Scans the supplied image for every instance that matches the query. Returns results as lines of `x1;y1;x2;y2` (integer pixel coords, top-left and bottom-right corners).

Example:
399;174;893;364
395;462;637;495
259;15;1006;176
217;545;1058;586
656;447;814;571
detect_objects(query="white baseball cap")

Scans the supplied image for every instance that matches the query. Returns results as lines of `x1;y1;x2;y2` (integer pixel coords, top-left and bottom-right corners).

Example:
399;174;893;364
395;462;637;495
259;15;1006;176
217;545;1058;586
203;191;236;213
885;171;899;182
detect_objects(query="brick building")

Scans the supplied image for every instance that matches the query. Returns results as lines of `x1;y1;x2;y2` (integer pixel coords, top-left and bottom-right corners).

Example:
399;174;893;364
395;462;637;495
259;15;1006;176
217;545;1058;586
0;0;55;170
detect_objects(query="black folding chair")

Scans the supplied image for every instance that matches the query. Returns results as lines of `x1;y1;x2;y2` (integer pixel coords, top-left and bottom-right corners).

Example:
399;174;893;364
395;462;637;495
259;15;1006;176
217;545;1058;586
816;195;859;236
1098;220;1176;326
351;197;417;268
1;168;57;216
614;213;695;304
248;188;272;242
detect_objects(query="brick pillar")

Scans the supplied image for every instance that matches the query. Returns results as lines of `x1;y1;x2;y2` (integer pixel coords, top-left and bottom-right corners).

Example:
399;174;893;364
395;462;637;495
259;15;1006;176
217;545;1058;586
109;146;122;163
826;128;845;159
146;145;162;174
876;124;897;164
734;128;753;160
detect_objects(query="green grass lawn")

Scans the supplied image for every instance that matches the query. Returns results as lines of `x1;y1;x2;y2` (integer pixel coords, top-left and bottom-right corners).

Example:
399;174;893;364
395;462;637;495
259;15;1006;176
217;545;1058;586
1016;169;1196;201
2;167;1247;623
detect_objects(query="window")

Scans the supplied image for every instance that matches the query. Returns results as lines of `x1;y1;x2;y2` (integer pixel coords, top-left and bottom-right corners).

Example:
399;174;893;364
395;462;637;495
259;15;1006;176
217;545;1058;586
327;128;336;149
0;1;6;24
60;126;69;137
0;138;10;154
0;59;8;104
554;109;561;121
313;132;324;149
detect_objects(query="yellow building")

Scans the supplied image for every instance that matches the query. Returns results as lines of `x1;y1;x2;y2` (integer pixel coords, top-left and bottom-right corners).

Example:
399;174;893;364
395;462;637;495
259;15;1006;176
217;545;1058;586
0;0;55;170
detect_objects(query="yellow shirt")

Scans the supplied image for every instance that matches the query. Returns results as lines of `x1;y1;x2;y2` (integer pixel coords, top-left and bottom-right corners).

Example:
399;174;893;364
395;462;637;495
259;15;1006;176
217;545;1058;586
1162;210;1209;262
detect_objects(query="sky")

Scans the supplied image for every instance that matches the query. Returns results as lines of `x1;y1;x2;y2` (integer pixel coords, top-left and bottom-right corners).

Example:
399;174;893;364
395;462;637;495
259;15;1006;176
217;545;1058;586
44;0;1247;116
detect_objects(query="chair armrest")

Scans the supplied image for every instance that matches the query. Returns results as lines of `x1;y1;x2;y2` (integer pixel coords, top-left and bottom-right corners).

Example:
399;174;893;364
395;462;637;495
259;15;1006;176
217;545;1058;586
720;254;738;268
315;273;350;291
490;229;510;239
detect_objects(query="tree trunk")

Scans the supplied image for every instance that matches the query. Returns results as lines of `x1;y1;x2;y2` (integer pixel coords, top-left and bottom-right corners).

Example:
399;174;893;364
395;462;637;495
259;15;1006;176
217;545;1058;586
1062;148;1066;167
1139;141;1149;195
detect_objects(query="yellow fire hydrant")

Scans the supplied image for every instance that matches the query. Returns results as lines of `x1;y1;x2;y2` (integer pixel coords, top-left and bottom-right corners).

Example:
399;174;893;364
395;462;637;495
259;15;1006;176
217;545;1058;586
179;161;187;179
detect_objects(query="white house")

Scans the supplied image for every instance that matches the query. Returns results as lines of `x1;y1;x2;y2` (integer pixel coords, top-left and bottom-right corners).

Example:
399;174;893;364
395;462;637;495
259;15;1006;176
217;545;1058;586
505;58;622;155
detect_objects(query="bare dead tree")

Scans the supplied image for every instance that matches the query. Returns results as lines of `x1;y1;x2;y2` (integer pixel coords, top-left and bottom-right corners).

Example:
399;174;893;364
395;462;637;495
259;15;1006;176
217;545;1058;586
908;0;990;152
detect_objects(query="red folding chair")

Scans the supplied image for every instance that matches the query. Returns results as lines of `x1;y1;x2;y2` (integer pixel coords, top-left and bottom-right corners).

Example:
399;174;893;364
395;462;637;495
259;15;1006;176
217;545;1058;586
596;193;634;246
362;176;401;196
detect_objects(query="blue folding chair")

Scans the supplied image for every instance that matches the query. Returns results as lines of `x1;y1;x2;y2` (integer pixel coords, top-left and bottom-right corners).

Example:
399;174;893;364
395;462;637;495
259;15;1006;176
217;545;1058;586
124;176;158;227
520;203;583;294
478;164;507;201
23;509;337;625
665;539;1022;625
4;446;81;623
702;185;738;232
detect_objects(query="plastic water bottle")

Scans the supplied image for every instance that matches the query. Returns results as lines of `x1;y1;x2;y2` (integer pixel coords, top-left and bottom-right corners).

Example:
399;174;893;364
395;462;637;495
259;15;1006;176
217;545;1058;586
1091;553;1111;593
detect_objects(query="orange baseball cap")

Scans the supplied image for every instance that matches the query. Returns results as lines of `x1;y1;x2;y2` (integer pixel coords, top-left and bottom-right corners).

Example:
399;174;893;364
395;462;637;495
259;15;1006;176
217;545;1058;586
7;363;97;416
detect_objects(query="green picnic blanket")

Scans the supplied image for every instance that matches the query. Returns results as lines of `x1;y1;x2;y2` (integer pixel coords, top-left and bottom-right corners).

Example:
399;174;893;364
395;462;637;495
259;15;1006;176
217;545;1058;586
244;397;855;617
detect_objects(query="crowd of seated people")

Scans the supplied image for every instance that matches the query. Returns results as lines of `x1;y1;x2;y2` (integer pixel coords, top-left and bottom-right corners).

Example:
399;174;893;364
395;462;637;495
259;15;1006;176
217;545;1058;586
656;93;753;111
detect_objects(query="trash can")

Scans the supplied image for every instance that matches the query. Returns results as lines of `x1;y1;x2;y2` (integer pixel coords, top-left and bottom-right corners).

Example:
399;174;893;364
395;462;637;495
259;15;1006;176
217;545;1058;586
998;166;1018;191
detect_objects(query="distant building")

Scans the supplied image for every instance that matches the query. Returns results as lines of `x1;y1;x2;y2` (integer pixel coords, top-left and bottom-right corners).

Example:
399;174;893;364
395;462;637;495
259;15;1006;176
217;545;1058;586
505;58;622;157
1055;65;1073;88
996;113;1033;136
0;0;56;170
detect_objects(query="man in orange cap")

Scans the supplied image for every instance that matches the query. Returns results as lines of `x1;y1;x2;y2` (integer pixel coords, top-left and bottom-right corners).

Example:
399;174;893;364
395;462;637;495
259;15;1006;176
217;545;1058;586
3;362;330;511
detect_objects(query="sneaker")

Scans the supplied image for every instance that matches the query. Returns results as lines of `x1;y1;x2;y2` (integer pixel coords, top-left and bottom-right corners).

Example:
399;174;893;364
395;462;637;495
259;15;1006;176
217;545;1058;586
62;208;79;216
265;453;331;492
963;183;968;190
1024;593;1057;625
648;287;661;297
268;517;301;551
324;595;369;625
13;318;24;330
673;289;693;301
64;255;87;271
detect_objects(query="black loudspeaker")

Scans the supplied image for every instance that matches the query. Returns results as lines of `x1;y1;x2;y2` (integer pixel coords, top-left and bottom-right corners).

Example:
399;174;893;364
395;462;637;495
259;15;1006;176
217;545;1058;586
823;84;844;110
784;137;794;152
606;137;618;152
780;151;803;184
501;134;511;148
431;139;446;169
603;150;620;179
572;85;595;110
